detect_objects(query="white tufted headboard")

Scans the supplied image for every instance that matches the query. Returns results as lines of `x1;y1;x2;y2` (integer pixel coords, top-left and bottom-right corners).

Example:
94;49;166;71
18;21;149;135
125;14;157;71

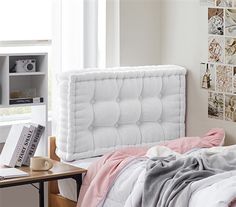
56;65;186;161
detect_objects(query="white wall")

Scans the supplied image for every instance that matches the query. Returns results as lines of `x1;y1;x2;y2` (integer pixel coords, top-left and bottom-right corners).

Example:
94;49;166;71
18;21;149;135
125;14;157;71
119;0;236;144
106;0;120;67
160;0;236;145
120;0;161;66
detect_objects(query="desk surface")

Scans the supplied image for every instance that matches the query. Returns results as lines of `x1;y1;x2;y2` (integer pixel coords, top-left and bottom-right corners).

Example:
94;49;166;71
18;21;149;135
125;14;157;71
0;160;87;188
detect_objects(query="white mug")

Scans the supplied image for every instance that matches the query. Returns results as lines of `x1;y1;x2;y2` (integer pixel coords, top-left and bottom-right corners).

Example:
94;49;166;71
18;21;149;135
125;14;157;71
30;156;53;171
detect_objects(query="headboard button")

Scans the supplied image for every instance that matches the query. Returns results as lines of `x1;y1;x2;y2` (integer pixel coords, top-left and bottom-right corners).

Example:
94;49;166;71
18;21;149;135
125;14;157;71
90;99;95;104
115;123;119;128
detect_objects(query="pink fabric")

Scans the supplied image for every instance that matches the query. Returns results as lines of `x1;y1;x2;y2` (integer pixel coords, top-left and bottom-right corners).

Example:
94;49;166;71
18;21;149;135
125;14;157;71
158;128;225;153
77;147;147;207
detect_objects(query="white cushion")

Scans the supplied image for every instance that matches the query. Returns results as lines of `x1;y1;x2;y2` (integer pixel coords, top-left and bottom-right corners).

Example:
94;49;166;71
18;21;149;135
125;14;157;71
56;65;186;161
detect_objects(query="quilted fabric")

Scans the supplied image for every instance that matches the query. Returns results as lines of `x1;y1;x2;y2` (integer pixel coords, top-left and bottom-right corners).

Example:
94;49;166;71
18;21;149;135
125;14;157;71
56;65;186;161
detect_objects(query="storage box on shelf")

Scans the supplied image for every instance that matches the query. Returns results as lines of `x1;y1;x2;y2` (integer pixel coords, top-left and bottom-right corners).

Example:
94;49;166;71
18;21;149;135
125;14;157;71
0;53;48;156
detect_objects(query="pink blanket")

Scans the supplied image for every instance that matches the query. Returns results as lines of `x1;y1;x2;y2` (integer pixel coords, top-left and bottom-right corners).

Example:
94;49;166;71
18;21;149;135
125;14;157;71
77;147;147;207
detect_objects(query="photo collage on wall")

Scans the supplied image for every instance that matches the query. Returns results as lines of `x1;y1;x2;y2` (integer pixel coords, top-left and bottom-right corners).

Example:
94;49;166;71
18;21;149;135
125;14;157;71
201;0;236;122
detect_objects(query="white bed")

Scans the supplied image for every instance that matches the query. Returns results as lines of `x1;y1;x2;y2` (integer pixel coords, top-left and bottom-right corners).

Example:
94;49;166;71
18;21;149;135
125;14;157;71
54;65;236;207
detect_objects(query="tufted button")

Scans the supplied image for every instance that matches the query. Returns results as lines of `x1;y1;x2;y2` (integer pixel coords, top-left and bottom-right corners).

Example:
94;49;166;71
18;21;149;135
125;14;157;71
159;93;162;98
115;123;119;128
139;95;142;100
116;98;120;102
158;119;162;123
88;126;93;130
90;99;95;104
136;121;141;125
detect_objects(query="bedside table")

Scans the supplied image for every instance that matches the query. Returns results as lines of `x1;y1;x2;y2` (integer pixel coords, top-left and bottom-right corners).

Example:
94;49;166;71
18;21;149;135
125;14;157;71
0;160;87;207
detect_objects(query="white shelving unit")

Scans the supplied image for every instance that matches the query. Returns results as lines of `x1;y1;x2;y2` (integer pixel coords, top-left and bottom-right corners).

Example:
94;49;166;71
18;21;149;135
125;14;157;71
0;53;48;155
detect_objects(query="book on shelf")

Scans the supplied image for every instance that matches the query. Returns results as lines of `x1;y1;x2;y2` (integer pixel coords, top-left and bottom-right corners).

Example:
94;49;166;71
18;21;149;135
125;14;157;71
22;124;45;166
0;124;29;167
9;97;44;105
0;123;45;168
0;167;29;180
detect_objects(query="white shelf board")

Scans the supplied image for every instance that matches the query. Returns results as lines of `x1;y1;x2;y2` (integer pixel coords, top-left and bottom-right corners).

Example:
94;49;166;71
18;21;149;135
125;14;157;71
0;102;46;108
9;72;46;76
0;52;47;56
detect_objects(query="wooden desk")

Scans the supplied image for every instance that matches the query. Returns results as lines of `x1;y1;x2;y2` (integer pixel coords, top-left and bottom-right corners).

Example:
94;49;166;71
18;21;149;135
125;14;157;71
0;160;87;207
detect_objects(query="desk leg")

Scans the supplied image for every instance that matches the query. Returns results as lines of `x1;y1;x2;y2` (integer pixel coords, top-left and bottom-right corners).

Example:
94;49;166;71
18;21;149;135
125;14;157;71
39;181;44;207
72;175;82;199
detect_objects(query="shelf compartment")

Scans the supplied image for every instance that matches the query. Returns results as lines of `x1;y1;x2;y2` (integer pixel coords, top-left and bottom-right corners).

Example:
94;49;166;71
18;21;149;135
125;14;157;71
9;55;47;73
9;75;47;105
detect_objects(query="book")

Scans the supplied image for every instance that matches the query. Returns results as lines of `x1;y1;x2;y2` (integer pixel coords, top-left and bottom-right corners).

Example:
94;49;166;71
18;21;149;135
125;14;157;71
15;125;37;167
0;124;29;167
9;97;44;105
22;124;45;166
0;167;29;180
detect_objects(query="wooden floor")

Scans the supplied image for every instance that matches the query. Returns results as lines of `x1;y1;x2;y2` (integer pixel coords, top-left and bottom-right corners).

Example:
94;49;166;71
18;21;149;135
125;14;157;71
49;194;76;207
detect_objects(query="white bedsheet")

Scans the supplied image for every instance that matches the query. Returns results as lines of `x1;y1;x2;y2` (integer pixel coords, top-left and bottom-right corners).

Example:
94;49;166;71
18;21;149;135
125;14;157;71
58;157;100;202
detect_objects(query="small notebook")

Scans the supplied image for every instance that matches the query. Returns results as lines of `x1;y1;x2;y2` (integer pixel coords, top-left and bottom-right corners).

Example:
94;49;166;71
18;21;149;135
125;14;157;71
0;167;29;180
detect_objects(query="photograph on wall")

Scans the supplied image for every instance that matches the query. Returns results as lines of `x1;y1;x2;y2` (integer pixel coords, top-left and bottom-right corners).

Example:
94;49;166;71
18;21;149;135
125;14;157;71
208;8;224;35
216;0;233;7
208;92;224;120
208;0;215;6
225;94;236;122
234;67;236;93
216;65;233;93
200;63;215;90
208;36;224;63
225;9;236;36
225;37;236;64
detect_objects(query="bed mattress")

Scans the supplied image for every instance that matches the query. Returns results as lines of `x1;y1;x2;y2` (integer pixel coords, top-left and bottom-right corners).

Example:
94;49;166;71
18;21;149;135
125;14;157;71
58;157;100;202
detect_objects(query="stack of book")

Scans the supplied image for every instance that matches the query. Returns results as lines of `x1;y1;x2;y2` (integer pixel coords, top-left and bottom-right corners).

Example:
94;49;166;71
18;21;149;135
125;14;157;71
0;123;45;167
